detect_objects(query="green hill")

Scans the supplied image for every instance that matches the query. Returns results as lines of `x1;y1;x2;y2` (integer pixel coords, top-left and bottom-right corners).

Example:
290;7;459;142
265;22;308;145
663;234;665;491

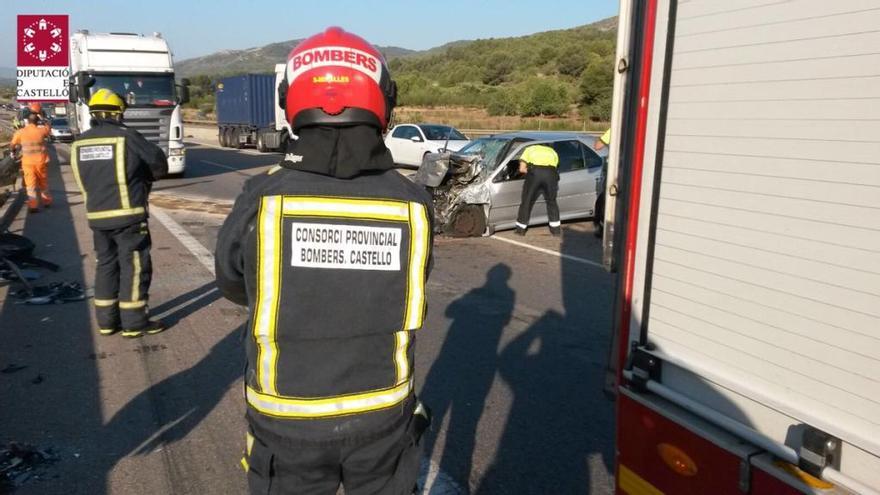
176;41;415;78
180;17;617;122
390;17;617;120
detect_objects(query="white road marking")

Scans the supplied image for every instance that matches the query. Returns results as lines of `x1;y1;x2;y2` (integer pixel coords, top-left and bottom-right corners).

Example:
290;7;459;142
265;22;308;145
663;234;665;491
490;234;603;268
150;206;216;275
420;458;464;494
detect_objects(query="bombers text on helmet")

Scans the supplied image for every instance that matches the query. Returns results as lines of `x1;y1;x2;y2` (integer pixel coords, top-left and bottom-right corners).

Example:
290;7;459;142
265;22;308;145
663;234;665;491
281;27;397;131
88;89;126;114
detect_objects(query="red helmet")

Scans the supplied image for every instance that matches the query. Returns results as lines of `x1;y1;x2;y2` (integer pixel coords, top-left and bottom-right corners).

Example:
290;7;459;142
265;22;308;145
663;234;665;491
281;27;397;131
29;102;42;114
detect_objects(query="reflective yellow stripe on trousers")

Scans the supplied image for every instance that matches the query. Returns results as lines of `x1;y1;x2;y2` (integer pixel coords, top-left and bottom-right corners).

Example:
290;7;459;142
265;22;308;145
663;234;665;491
248;195;430;418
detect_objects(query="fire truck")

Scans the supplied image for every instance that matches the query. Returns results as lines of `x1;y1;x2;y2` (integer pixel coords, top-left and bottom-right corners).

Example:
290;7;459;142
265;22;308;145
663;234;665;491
603;1;880;494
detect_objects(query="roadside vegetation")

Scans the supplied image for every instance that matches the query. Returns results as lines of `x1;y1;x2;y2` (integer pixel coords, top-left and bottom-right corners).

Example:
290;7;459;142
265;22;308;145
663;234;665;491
390;21;615;122
181;18;616;130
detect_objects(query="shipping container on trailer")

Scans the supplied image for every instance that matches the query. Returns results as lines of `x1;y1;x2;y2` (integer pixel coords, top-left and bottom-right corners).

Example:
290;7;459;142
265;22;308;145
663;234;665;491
216;68;290;152
604;1;880;494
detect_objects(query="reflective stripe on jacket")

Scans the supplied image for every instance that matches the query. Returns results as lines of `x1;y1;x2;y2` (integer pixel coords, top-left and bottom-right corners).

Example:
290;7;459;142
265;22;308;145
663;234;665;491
11;124;51;166
216;166;434;442
70;119;168;230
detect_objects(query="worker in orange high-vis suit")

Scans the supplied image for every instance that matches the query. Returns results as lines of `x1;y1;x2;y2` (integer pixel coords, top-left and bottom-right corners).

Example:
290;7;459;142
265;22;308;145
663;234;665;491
11;103;53;211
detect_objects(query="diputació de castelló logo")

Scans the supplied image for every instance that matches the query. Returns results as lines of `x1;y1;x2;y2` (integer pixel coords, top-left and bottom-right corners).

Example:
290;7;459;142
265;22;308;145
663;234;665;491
16;15;70;102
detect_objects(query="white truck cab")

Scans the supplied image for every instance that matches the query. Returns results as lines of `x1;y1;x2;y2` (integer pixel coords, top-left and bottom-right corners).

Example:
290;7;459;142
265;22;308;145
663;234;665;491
67;31;189;175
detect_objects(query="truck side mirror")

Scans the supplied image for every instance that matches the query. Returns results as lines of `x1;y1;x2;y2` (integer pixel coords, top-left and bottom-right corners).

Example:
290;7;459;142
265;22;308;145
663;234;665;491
76;74;95;102
177;83;190;105
68;75;77;103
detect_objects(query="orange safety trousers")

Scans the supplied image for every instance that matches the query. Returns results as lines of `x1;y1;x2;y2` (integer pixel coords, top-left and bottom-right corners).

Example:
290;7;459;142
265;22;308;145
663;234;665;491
13;125;53;209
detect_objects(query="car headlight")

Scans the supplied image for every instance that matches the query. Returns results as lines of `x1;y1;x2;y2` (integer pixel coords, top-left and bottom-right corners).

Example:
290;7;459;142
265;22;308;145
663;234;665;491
168;148;185;157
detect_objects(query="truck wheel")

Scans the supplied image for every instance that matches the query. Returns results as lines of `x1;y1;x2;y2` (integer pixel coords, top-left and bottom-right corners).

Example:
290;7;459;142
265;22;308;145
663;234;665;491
232;128;243;149
218;127;226;147
446;205;486;237
256;132;266;152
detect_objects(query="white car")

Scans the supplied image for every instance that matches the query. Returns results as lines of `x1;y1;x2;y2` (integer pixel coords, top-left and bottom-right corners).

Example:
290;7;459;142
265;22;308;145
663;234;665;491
384;124;469;168
49;117;74;142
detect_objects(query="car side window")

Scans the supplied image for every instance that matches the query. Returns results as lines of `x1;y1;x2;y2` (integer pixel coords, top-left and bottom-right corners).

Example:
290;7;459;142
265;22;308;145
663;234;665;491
496;148;527;182
580;142;604;169
552;140;585;173
391;126;413;139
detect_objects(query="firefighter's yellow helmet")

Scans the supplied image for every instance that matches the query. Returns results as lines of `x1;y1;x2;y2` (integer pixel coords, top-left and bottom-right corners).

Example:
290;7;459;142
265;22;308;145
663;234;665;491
88;89;125;114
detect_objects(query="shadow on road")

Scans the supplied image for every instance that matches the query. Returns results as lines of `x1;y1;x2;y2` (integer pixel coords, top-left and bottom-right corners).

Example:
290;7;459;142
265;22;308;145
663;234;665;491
100;325;243;459
0;147;104;493
477;225;615;493
150;282;221;328
180;144;281;179
421;263;515;490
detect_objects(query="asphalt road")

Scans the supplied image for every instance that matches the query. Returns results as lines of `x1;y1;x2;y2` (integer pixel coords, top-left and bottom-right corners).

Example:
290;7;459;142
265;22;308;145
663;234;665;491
0;138;616;494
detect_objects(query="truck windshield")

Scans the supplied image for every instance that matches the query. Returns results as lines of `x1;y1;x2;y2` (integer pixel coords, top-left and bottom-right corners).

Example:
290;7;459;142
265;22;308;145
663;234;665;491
88;74;176;107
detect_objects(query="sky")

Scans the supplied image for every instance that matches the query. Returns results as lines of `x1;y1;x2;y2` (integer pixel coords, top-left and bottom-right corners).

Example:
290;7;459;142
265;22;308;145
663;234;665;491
1;0;618;68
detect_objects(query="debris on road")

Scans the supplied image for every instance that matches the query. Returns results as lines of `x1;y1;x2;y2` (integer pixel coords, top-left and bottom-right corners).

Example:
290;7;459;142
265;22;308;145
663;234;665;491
1;364;28;374
11;281;85;305
0;268;42;283
0;442;58;492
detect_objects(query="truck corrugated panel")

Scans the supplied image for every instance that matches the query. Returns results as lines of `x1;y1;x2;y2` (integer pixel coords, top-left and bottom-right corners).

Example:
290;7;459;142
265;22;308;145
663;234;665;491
216;74;275;127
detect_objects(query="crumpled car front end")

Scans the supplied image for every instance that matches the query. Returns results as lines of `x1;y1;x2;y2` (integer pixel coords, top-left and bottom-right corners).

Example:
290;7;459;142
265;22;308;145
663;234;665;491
413;152;491;237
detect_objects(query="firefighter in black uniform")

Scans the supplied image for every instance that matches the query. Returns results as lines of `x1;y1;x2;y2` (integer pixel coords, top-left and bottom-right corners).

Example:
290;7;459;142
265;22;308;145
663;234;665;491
71;89;168;337
215;27;433;494
515;143;561;236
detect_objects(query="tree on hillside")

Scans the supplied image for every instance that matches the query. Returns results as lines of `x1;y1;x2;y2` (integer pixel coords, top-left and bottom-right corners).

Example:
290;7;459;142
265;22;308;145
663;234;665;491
520;78;569;117
556;45;589;77
482;53;516;85
578;53;614;121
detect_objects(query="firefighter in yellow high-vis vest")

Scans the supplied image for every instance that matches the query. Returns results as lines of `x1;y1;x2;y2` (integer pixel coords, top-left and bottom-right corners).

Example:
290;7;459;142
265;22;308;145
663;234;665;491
70;89;168;337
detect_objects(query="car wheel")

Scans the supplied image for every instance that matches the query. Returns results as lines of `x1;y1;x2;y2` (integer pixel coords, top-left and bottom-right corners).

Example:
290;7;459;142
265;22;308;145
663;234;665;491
446;205;487;237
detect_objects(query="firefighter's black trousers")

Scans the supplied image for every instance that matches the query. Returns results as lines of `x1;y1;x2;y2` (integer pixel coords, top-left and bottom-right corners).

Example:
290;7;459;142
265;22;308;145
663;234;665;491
516;165;560;229
245;407;425;495
92;221;153;330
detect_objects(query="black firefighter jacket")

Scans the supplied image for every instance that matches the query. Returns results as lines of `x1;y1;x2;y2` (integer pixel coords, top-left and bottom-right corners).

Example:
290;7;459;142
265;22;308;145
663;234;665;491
71;119;168;230
215;125;434;443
